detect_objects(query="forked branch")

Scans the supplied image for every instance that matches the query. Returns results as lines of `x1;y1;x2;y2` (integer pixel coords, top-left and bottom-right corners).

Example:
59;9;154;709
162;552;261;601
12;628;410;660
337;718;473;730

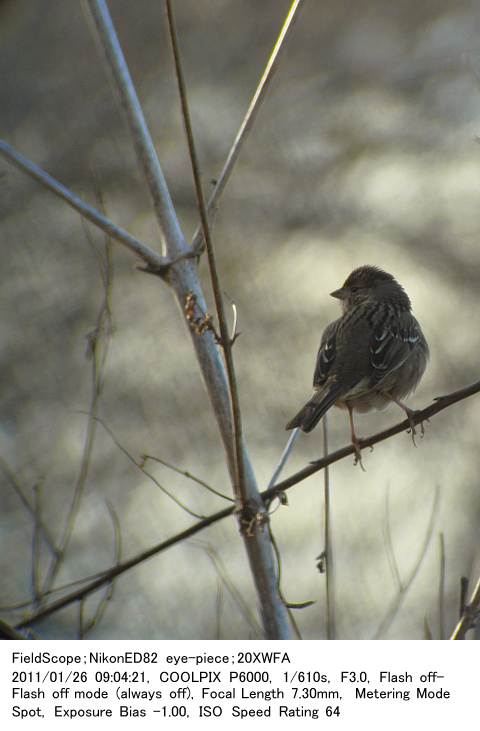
14;381;480;630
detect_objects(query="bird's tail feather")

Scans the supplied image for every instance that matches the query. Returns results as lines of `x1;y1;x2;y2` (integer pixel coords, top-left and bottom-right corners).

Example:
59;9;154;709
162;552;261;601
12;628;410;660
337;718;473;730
286;386;343;433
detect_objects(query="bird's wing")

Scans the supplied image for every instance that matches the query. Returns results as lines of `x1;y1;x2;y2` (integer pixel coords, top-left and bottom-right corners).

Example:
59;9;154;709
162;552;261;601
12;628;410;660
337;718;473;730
368;310;424;388
312;319;341;388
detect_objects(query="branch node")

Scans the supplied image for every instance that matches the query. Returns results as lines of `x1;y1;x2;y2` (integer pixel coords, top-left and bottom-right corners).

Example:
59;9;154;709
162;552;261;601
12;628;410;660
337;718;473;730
184;291;221;341
238;503;269;537
137;247;203;280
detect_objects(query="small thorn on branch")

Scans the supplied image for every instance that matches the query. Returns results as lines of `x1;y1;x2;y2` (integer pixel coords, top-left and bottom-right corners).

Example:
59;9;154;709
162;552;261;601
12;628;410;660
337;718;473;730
229;301;240;345
316;550;326;574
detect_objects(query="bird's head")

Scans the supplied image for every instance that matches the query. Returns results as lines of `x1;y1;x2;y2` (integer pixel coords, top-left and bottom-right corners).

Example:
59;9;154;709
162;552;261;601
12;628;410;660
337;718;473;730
330;265;411;312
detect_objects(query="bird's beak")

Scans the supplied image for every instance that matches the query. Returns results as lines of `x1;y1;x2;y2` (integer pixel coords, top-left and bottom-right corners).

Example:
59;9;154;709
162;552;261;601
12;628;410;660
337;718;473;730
330;287;348;300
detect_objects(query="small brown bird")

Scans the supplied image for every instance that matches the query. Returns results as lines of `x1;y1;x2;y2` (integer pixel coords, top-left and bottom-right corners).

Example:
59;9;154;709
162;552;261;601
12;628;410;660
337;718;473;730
286;266;429;464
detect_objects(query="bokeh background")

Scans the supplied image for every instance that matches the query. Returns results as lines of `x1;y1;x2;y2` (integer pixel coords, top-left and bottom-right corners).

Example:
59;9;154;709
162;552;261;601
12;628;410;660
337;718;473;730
1;0;479;639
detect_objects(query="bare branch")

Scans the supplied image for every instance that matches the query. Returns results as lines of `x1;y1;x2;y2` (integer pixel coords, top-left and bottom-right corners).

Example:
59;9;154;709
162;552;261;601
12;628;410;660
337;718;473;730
191;0;306;251
165;0;247;503
0;456;58;557
41;186;115;594
3;0;296;639
0;619;27;640
383;484;403;592
15;503;235;629
322;415;336;640
31;483;43;605
14;379;480;629
215;580;224;640
450;575;480;639
140;454;234;503
94;417;209;520
268;429;300;488
87;0;187;260
79;500;122;638
197;543;263;637
460;577;469;618
268;380;480;496
0;141;166;269
438;532;446;640
373;485;440;639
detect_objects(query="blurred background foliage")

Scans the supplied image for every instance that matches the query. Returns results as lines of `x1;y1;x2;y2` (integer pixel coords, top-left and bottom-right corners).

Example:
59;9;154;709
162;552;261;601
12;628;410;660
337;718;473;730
1;0;479;639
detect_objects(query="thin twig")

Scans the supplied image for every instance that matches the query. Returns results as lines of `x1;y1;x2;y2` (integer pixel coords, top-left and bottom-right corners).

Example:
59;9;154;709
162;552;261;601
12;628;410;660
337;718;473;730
2;0;297;640
438;532;446;640
383;484;403;592
14;380;480;629
373;485;441;639
459;577;469;618
267;429;300;488
424;617;433;640
322;415;335;640
165;0;246;503
31;483;43;604
161;4;292;638
79;500;122;638
268;530;304;640
0;569;116;612
15;502;233;629
93;417;209;520
267;379;480;496
42;185;115;593
140;454;234;503
0;141;166;269
0;619;28;640
215;580;224;640
197;543;263;637
450;575;480;639
0;456;58;557
190;0;306;251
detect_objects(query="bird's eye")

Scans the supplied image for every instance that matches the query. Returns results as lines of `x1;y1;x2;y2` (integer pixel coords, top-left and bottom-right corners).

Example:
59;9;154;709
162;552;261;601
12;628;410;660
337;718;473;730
350;286;359;294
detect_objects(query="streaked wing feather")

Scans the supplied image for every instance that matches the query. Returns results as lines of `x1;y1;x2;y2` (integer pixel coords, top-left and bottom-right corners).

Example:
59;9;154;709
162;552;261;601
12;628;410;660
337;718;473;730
369;315;422;387
313;320;339;387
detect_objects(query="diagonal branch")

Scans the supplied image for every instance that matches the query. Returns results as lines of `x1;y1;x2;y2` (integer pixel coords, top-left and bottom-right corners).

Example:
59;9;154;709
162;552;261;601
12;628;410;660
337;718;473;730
373;485;440;639
165;0;247;503
14;380;480;629
2;0;303;641
266;380;480;496
450;575;480;639
86;0;292;638
0;456;58;557
191;0;306;251
15;503;234;629
87;0;187;259
0;141;166;270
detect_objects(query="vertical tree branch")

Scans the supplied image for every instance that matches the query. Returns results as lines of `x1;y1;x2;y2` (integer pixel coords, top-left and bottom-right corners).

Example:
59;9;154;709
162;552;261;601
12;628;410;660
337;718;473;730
450;575;480;640
86;0;292;638
191;0;305;250
322;416;336;639
87;0;186;259
438;532;446;639
164;0;247;503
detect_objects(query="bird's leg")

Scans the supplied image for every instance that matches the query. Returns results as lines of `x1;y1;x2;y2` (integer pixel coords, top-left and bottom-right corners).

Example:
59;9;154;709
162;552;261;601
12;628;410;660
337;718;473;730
347;403;365;470
387;395;423;443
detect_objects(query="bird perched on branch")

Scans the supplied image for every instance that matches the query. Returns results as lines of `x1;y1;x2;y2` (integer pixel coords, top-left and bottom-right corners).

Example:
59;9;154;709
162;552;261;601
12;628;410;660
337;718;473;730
286;265;429;466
